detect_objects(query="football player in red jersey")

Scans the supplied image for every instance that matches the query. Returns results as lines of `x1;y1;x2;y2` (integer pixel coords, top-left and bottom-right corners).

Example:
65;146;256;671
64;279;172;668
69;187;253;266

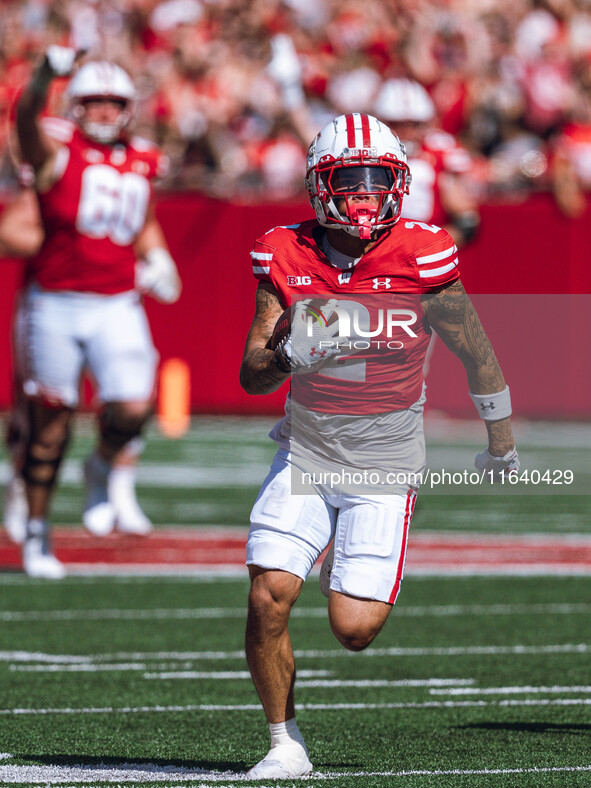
239;113;518;779
374;78;480;249
13;47;181;578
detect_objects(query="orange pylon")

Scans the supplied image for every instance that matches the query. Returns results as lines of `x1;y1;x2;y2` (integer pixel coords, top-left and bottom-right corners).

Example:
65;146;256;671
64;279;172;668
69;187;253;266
158;357;191;438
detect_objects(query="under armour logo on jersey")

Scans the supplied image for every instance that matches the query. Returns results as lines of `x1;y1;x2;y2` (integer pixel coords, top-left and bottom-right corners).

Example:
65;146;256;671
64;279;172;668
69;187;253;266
309;347;327;358
372;278;392;289
480;402;496;412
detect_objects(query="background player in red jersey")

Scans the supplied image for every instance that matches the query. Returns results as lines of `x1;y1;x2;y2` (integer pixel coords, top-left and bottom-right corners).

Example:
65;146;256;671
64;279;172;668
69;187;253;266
374;78;480;249
0;190;173;546
239;113;518;779
13;47;181;578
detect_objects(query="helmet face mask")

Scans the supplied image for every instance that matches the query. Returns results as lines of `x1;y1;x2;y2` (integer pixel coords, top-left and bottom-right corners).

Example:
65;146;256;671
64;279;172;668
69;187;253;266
306;114;411;239
68;62;137;145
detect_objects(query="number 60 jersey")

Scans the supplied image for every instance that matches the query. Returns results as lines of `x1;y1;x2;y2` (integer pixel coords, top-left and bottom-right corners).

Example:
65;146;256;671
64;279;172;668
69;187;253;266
251;219;461;415
30;117;167;294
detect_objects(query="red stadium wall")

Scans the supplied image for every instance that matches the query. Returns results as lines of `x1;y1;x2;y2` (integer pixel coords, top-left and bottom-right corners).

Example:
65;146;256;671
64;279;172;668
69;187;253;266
1;192;590;417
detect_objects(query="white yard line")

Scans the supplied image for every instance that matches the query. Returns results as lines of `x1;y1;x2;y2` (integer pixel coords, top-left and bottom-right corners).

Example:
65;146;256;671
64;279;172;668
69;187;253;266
2;602;591;623
10;665;331;679
0;651;93;663
1;643;589;664
141;676;475;686
1;762;590;785
430;685;591;696
0;763;590;785
292;643;591;658
1;698;591;716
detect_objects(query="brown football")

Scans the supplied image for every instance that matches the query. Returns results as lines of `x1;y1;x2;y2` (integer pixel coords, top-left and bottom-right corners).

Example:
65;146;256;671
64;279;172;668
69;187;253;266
267;300;338;351
267;306;293;351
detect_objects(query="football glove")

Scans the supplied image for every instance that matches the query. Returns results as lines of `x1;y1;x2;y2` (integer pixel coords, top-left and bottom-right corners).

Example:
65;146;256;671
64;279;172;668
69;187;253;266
475;447;520;482
45;46;79;77
277;299;354;373
135;248;182;304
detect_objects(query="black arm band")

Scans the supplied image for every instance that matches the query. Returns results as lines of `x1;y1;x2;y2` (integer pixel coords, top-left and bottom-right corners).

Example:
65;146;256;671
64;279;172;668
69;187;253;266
452;211;480;243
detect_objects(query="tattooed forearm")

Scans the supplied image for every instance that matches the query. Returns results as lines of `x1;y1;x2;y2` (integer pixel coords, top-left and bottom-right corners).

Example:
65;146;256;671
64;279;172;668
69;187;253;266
422;281;505;394
239;282;289;395
240;346;289;394
423;280;514;453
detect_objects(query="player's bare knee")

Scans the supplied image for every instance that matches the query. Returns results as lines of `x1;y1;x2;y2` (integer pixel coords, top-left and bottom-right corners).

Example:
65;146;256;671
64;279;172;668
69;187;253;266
329;596;390;652
330;620;379;652
247;569;300;634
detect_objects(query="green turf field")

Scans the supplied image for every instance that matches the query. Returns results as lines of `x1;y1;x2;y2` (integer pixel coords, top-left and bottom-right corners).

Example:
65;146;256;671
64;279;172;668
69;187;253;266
1;574;590;787
1;414;590;786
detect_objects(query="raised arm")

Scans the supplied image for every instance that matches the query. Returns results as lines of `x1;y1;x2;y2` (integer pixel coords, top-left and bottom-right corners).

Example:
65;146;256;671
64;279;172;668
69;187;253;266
17;47;78;174
422;279;516;460
240;281;290;395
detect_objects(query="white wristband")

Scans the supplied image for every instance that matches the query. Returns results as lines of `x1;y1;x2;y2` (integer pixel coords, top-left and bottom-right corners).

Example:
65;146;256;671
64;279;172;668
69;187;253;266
470;385;512;421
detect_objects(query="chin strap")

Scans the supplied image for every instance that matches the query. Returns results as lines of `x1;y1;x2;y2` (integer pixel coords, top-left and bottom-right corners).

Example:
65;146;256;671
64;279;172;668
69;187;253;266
349;205;377;240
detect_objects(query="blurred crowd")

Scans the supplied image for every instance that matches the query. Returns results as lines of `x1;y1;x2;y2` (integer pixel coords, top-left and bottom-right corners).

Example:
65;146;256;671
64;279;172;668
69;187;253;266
1;0;591;212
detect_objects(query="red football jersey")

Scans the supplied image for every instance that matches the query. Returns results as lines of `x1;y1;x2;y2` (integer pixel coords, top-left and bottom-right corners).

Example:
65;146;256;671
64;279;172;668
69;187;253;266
402;129;472;227
30;118;167;294
251;218;460;414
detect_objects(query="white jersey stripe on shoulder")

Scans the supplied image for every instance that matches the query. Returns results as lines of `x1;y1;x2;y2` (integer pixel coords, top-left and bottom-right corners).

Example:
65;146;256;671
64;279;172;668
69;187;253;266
418;260;458;278
416;246;457;265
252;266;271;275
261;223;301;237
250;252;273;261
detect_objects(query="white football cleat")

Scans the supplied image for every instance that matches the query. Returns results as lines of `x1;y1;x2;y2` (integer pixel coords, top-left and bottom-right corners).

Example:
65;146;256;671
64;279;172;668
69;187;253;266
4;474;28;544
114;498;152;536
23;533;66;580
319;541;334;598
247;743;313;779
109;466;152;535
83;454;116;536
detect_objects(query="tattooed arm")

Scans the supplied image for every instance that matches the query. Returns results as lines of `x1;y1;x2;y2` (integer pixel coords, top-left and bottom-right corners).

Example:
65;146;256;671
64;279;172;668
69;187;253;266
240;281;290;395
422;280;515;456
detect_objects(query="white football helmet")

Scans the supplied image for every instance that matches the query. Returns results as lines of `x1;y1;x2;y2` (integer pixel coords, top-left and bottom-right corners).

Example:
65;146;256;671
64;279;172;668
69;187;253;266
68;61;137;145
374;78;436;124
306;113;411;239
